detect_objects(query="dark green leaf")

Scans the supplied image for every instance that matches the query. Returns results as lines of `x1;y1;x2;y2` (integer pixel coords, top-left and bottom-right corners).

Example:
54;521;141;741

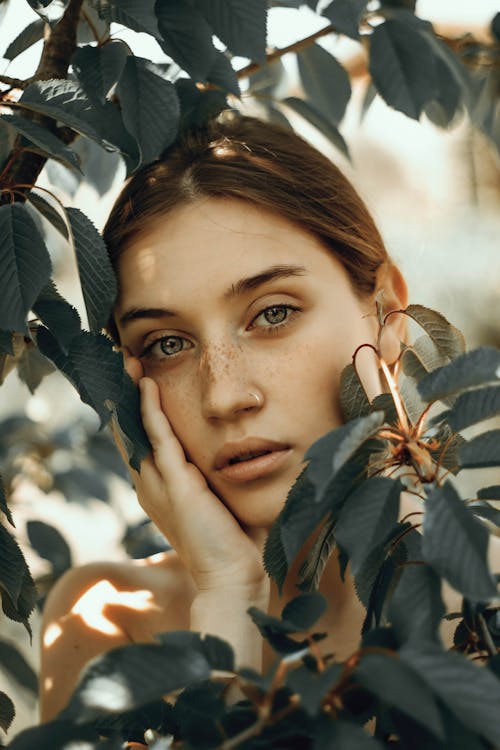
439;385;500;431
468;500;500;526
297;43;351;125
281;592;327;630
356;652;444;738
72;42;128;104
156;0;217;81
207;51;240;97
355;521;412;609
60;640;210;722
297;515;336;591
492;12;500;42
67;207;117;333
370;392;400;424
478;484;500;500
287;663;342;716
388;562;445;644
17;341;55;393
369;19;437;119
4;18;45;60
460;429;500;470
89;0;160;38
404;305;465;360
418;346;500;402
0;691;14;733
175;78;229;132
116;56;180;167
314;716;384;749
336;477;402;575
6;720;99;750
175;681;225;747
422;481;498;601
0;113;81;172
155;631;234;672
340;366;370;422
195;0;267;61
0;203;52;333
248;59;286;96
401;645;500;746
0;331;13;356
321;0;366;39
27;192;69;240
112;370;151;472
33;280;81;350
283;96;350;159
0;640;38;695
53;466;110;503
0;475;14;527
0;119;16;173
401;336;448;381
77;1;110;44
0;524;36;636
27;520;72;575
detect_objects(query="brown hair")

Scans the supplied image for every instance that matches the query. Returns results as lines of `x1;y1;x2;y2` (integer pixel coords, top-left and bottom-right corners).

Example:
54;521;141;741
103;114;389;341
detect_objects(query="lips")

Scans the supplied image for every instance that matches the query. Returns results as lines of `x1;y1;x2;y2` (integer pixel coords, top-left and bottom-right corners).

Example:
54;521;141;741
214;438;290;470
214;438;292;483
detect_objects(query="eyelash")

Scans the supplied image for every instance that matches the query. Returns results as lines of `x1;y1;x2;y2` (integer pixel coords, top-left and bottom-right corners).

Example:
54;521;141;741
140;304;301;361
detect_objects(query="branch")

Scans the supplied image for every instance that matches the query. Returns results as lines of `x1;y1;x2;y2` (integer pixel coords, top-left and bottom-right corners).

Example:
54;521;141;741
0;75;34;90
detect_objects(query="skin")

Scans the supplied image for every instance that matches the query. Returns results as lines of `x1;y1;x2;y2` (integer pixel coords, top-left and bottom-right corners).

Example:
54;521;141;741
39;197;410;722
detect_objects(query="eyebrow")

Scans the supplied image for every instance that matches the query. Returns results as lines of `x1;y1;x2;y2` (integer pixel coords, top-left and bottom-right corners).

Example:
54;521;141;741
118;264;308;327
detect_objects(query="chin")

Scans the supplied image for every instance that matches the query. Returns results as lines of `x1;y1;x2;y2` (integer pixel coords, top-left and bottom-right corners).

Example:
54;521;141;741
218;471;300;531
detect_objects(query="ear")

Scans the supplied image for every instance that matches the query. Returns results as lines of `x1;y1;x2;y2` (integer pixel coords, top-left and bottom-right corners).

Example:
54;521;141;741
375;263;408;365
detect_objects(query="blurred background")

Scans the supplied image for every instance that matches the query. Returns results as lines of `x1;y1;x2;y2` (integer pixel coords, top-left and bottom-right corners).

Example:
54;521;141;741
0;0;499;739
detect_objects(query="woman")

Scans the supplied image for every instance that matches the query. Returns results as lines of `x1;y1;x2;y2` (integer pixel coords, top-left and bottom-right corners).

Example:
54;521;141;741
39;114;410;722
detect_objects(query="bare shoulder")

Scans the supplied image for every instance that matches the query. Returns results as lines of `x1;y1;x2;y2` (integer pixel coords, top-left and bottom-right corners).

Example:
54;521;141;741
40;551;195;722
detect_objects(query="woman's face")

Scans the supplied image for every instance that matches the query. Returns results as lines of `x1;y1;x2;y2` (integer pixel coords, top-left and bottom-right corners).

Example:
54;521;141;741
115;198;383;529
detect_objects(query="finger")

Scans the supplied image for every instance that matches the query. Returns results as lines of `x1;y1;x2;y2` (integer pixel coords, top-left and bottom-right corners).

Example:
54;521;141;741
122;346;144;385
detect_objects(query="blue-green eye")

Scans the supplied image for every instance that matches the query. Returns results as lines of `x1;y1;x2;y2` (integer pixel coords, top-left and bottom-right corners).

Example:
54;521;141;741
252;304;299;330
160;336;184;356
141;335;191;360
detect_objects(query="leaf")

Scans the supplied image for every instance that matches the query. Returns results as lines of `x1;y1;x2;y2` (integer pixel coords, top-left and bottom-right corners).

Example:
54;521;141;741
355;653;444;738
0;476;14;527
336;477;402;575
370;392;399;424
403;305;466;360
27;192;69;240
116;56;180;167
493;12;500;42
282;96;350;159
388;562;445;644
37;328;123;426
248;59;286;96
156;0;217;81
77;0;110;44
17;341;55;393
89;0;160;38
422;482;498;601
0;203;52;333
478;484;500;500
207;51;241;97
439;385;500;431
369;19;438;119
297;515;336;591
32;280;82;350
418;346;500;402
321;0;366;40
468;500;500;526
27;520;72;576
0;523;37;637
297;43;352;125
313;716;384;750
174;681;225;747
6;720;100;750
195;0;267;61
0;691;14;733
66;208;117;333
155;631;234;673
287;663;342;717
354;521;411;609
0;331;13;356
4;18;45;60
0;113;81;172
112;370;151;472
0;640;38;695
281;592;327;630
401;645;500;747
60;640;211;722
460;429;500;470
72;42;128;104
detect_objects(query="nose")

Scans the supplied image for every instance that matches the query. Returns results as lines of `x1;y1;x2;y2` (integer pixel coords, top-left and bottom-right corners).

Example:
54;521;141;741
200;341;264;421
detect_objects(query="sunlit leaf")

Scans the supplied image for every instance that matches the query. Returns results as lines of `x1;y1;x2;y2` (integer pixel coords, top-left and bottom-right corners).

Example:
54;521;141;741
403;305;465;360
195;0;267;61
17;341;55;393
156;0;217;81
460;429;500;469
72;42;128;104
0;203;52;333
418;346;500;402
0;475;14;527
438;385;500;431
422;482;497;601
339;363;370;421
468;500;500;527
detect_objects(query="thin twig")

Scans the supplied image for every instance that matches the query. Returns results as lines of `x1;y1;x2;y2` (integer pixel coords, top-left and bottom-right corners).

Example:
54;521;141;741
477;613;498;657
0;74;34;89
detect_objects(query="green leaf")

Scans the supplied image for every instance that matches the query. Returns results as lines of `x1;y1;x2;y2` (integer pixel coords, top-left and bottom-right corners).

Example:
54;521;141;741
0;691;15;733
6;722;100;750
248;59;286;97
0;640;38;695
89;0;160;37
287;663;342;717
207;51;241;97
37;328;123;426
0;113;81;172
336;477;402;575
4;18;45;60
281;592;327;630
370;392;399;424
27;520;72;576
112;370;151;472
0;203;52;333
27;191;69;240
403;305;466;360
355;652;445;738
175;79;229;132
314;716;384;749
418;346;500;402
297;43;351;125
460;429;500;469
195;0;267;62
422;481;498;601
0;475;14;527
401;645;500;746
439;385;500;431
321;0;366;40
0;524;36;637
282;96;350;159
174;681;225;747
17;341;55;393
67;207;117;333
369;19;438;119
468;500;500;526
0;118;17;172
156;631;234;672
478;484;500;500
0;331;13;356
388;562;445;644
72;42;128;104
116;56;180;167
32;280;81;350
297;515;336;591
156;0;217;81
60;640;211;722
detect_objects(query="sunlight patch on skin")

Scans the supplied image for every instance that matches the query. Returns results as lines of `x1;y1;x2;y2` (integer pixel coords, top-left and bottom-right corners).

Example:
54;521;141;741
43;676;53;692
43;622;63;648
71;580;154;636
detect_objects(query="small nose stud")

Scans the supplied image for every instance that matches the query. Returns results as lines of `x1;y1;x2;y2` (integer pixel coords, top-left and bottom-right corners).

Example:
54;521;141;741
248;391;263;407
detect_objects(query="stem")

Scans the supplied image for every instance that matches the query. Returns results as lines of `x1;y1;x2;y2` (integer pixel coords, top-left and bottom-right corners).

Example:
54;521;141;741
477;613;498;657
379;358;410;434
0;75;34;89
